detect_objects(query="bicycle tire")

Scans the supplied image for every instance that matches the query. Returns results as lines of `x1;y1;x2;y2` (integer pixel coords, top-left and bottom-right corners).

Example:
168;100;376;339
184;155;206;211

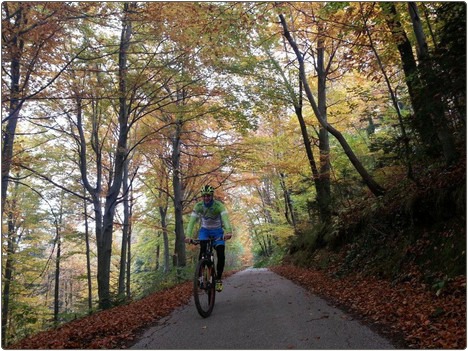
193;258;216;318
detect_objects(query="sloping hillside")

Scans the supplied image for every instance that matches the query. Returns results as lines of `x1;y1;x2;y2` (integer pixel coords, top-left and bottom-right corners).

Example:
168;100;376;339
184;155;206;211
278;159;466;348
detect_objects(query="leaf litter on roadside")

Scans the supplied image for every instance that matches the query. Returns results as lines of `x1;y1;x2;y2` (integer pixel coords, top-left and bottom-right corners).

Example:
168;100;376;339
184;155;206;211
271;265;466;349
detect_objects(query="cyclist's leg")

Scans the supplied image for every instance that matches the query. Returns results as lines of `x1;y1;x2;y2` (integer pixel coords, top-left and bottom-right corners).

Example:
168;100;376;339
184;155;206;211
198;228;209;260
214;244;225;280
199;241;207;261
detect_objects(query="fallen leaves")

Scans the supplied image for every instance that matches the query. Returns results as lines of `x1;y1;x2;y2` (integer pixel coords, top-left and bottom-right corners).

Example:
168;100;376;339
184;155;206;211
6;267;464;349
8;270;239;349
7;282;193;349
271;265;466;349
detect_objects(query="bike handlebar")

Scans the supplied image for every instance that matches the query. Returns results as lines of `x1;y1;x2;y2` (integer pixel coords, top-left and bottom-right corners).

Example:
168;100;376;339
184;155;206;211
186;236;231;245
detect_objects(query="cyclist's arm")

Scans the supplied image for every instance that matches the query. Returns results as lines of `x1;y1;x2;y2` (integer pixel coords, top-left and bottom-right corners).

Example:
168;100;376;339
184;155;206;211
185;209;199;239
219;203;232;234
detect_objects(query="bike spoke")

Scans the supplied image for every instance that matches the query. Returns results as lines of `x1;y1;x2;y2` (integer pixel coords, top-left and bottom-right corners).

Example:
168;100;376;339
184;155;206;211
193;259;216;318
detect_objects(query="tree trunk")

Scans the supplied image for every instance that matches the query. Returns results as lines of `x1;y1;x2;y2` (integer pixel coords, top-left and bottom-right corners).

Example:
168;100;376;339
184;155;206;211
83;195;93;314
53;227;61;324
159;205;171;273
75;85;106;311
97;211;113;309
268;45;327;222
156;237;161;271
408;2;429;61
1;185;19;347
293;86;323;215
126;215;132;298
316;25;332;223
381;2;424;115
362;3;414;180
1;7;23;216
280;14;385;197
385;2;457;164
53;194;66;323
172;118;186;267
407;2;458;164
279;173;296;227
96;3;133;309
257;180;273;224
118;159;130;299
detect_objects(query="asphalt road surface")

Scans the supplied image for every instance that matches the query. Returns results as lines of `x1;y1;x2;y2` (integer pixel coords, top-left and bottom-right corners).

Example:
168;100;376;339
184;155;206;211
130;268;395;349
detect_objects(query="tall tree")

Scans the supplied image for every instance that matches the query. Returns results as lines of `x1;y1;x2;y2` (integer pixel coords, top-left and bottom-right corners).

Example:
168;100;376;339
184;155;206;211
279;14;386;197
316;19;332;223
53;192;65;324
382;2;458;165
95;2;134;309
2;179;21;346
1;3;84;215
360;3;414;179
118;158;132;300
433;2;466;127
407;2;457;164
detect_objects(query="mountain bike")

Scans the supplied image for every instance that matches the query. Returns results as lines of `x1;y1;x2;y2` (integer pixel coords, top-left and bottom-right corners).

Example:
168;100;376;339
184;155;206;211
189;237;217;318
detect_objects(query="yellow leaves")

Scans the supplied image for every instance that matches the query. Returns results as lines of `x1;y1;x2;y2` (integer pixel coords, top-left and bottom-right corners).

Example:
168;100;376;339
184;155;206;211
273;224;295;240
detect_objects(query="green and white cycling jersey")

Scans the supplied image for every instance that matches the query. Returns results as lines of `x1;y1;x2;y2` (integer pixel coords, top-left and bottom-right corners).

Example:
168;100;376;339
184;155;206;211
186;200;232;237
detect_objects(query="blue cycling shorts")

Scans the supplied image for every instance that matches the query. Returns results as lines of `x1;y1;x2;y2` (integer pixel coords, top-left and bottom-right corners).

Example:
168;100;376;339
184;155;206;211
198;227;225;246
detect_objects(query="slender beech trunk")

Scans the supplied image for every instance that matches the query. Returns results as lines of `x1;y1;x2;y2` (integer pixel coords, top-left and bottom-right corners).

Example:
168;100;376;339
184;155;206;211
83;195;92;313
118;159;130;299
268;49;325;220
279;173;296;227
53;225;61;324
53;196;65;324
159;205;171;273
156;237;161;271
126;213;131;298
407;2;457;164
74;3;134;309
316;22;332;223
2;213;15;347
1;7;23;216
1;180;20;347
361;4;414;180
257;181;273;224
384;2;457;164
293;82;323;217
380;3;418;99
172;117;186;267
280;14;385;197
408;2;429;60
382;1;433;149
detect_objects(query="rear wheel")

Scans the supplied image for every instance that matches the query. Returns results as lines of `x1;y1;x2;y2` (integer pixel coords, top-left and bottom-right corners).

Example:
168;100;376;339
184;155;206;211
193;258;216;317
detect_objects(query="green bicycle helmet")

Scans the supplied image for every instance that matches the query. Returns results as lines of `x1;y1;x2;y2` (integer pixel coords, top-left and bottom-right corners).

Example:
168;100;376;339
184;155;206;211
200;185;215;195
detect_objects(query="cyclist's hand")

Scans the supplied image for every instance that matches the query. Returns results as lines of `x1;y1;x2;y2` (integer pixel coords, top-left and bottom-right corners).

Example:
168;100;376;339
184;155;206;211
224;233;232;241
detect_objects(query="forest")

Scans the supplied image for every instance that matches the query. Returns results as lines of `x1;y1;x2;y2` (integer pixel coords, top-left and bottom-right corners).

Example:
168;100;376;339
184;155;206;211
1;2;466;347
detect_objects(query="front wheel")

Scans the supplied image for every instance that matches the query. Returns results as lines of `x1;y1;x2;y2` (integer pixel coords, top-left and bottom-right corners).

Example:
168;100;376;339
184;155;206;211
193;258;216;317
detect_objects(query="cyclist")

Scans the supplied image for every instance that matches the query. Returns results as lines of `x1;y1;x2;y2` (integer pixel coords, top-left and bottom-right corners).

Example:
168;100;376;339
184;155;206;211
184;185;233;292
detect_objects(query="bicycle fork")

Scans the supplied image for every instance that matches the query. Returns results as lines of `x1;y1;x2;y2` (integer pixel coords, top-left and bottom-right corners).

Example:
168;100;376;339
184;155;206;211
199;261;213;289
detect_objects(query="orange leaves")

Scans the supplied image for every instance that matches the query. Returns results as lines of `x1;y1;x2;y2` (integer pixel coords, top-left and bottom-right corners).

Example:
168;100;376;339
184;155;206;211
8;282;193;349
8;270;238;349
272;265;466;349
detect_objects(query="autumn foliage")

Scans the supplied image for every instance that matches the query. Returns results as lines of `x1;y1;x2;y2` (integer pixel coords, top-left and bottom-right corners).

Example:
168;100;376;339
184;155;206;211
1;2;466;348
7;265;465;349
271;265;466;349
7;282;193;349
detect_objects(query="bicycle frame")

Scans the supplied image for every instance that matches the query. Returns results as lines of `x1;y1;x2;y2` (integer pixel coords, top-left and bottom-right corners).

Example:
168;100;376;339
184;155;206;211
192;237;215;261
190;237;217;318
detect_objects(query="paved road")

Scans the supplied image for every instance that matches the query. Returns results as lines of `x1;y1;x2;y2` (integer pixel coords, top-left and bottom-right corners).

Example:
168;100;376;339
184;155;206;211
130;268;395;349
